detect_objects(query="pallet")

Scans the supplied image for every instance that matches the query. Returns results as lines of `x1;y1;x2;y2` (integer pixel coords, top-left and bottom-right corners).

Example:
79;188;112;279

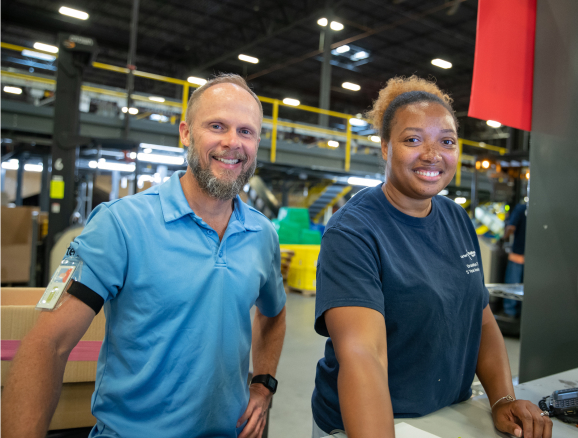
289;286;316;297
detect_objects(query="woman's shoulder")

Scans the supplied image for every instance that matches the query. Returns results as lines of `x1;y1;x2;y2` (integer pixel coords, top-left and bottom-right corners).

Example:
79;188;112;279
326;185;383;231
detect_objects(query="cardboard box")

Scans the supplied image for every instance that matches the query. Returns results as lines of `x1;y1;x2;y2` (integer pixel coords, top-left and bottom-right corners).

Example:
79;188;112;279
1;287;105;430
1;206;38;284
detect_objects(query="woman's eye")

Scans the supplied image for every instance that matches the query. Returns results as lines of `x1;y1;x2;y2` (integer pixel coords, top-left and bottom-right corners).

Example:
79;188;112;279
442;139;456;146
406;138;419;144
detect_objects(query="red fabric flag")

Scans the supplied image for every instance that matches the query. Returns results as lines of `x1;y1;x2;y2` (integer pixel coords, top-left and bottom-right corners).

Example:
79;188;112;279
468;0;537;131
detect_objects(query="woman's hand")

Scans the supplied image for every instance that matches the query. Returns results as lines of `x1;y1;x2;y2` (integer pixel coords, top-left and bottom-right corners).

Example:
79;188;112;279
492;399;553;438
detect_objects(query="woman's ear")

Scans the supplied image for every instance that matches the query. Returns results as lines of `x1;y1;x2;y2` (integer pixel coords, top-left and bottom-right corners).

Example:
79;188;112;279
381;139;389;161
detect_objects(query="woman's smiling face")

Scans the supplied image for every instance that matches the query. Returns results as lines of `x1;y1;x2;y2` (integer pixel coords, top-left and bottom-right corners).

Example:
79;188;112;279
382;101;459;201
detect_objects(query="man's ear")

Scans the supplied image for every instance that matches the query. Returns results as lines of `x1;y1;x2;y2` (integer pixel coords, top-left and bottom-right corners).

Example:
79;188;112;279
179;121;191;147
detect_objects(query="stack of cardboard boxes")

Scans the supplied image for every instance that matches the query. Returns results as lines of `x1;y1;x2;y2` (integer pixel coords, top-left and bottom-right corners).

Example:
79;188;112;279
1;288;105;430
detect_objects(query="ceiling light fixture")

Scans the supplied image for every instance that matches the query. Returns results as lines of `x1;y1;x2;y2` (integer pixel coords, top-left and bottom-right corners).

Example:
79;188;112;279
330;21;344;31
148;96;165;102
342;82;361;91
369;136;381;143
482;160;490;169
3;86;23;95
317;18;328;26
351;51;369;61
187;76;207;86
486;120;502;128
33;42;59;53
137;153;185;166
431;58;452;69
238;54;259;64
327;140;339;148
349;118;367;127
88;160;136;172
454;197;467;204
59;6;89;20
335;45;350;53
282;98;300;106
21;50;57;62
348;177;382;187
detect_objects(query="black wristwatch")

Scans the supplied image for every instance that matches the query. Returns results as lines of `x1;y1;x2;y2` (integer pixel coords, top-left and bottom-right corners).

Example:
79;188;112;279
251;374;278;394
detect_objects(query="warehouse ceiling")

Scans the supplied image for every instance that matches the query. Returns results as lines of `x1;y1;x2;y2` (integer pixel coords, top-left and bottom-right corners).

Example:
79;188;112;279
2;0;508;142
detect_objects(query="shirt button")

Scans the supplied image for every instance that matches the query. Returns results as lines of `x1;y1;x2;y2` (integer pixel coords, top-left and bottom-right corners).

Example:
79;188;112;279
219;251;223;257
206;230;211;235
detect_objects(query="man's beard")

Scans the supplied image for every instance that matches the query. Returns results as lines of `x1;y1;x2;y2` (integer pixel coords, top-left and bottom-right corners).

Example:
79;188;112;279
186;139;257;201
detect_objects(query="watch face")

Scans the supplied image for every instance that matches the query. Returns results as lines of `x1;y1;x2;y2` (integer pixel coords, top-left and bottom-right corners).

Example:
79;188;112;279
268;376;277;391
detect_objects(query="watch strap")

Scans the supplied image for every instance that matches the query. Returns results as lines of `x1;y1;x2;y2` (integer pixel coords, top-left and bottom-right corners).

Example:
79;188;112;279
251;374;278;394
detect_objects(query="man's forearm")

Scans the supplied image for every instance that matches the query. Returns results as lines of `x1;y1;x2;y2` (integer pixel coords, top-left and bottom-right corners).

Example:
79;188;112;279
1;337;68;437
476;317;515;406
338;351;394;438
251;306;286;376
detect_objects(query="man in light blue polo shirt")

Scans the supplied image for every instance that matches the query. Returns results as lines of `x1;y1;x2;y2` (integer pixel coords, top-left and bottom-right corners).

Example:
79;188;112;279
2;74;287;438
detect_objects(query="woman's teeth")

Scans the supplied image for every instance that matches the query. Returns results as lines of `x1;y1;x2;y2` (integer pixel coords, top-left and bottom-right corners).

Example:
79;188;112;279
414;170;440;177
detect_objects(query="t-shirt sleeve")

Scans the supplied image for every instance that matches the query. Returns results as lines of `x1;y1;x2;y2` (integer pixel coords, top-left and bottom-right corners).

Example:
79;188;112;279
256;233;286;318
69;204;128;303
314;227;384;337
508;204;524;227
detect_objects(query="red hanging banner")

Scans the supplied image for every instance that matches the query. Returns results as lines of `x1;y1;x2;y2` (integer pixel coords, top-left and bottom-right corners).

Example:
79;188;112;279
468;0;537;131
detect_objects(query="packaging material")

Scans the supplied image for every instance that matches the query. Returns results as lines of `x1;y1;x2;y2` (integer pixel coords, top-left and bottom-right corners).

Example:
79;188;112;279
1;287;105;430
1;206;37;283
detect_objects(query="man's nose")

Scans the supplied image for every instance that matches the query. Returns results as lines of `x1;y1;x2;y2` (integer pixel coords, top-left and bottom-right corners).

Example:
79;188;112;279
222;130;242;149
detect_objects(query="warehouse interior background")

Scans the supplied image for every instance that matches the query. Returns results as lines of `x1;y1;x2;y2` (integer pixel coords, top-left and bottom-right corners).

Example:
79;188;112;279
1;0;577;436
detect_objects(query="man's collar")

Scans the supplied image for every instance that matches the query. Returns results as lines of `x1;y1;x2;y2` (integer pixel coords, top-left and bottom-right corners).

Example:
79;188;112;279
159;170;262;232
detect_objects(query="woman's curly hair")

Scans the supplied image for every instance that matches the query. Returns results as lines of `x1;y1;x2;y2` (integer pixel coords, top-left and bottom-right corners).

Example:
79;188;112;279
366;75;457;141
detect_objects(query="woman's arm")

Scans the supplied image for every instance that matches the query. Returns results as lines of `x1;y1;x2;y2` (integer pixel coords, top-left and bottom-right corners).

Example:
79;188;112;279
325;306;395;438
476;304;552;438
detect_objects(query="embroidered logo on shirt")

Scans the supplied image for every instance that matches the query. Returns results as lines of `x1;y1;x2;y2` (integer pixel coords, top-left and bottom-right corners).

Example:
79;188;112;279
460;249;479;274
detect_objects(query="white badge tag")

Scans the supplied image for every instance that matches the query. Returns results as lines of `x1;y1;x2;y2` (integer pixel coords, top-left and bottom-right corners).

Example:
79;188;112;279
36;264;78;311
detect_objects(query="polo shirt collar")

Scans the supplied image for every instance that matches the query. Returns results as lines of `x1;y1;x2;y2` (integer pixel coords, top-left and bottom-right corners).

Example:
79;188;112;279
159;171;262;232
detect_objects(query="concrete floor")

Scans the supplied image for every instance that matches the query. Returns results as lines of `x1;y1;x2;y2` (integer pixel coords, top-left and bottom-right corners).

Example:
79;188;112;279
267;293;521;438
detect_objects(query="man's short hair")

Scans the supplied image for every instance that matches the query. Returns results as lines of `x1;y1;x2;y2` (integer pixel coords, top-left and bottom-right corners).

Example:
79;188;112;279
184;73;263;127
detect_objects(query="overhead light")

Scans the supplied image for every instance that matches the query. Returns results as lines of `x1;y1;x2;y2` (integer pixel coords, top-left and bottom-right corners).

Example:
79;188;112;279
351;51;369;61
122;107;138;114
137;153;185;166
238;54;259;64
59;6;89;20
439;189;449;196
33;42;58;54
327;140;339;148
369;135;380;143
149;96;165;102
482;160;490;169
524;196;529;202
143;148;152;153
3;86;23;95
342;82;361;91
21;50;56;62
140;143;184;153
24;164;43;172
282;98;300;106
317;18;328;26
525;171;530;179
486;120;502;128
349;118;367;127
2;159;19;170
129;152;137;159
335;45;350;53
348;177;382;187
431;58;452;69
88;160;136;172
149;114;169;122
454;197;467;204
330;21;344;31
188;76;207;86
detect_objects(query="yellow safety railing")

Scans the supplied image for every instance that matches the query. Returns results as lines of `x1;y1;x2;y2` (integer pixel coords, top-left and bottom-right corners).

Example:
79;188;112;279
1;41;508;173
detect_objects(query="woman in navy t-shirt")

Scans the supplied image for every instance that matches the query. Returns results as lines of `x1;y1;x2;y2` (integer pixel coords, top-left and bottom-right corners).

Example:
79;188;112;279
311;76;552;438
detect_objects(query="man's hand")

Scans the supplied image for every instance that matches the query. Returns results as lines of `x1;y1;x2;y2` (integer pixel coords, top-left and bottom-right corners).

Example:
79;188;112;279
237;383;273;438
492;399;553;438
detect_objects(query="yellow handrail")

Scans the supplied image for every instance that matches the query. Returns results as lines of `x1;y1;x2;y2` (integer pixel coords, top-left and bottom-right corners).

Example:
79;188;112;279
1;41;509;170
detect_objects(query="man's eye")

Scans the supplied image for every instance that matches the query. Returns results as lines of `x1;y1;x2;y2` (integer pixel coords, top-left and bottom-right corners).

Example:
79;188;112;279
241;129;251;135
211;124;222;130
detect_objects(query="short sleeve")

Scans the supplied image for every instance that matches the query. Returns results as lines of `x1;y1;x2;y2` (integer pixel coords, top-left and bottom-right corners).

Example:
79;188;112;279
256;234;286;317
508;204;524;227
69;204;128;303
314;228;384;337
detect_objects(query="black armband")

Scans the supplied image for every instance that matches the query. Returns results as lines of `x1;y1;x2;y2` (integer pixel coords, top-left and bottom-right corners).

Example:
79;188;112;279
67;280;104;315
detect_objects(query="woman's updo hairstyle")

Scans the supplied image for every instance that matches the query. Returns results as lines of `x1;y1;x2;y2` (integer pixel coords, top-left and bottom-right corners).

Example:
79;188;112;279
367;75;458;142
